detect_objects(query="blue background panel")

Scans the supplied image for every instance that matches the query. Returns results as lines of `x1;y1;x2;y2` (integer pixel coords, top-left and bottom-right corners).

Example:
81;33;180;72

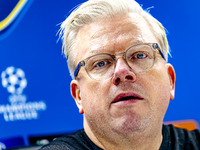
0;0;199;148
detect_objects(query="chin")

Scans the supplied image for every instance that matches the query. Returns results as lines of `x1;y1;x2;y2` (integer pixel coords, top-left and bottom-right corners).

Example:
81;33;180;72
113;114;150;135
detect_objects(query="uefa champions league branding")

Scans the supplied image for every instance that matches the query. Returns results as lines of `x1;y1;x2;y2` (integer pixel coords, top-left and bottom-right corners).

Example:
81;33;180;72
0;142;6;150
0;66;47;122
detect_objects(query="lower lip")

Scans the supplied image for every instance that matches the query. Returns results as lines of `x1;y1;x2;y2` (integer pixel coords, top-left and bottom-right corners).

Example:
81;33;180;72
112;99;142;105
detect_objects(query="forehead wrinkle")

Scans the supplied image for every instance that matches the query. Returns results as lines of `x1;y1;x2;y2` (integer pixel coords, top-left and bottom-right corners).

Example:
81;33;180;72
75;13;158;65
87;14;149;52
88;29;142;55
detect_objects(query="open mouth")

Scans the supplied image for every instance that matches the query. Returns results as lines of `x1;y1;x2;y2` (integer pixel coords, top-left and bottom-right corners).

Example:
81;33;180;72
112;95;143;103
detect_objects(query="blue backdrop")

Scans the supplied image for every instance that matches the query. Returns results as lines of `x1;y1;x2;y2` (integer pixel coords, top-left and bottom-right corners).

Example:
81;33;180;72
0;0;199;148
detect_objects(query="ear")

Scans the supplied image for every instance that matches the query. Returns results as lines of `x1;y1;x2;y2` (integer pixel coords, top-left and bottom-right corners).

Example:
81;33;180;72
70;79;84;114
166;63;176;100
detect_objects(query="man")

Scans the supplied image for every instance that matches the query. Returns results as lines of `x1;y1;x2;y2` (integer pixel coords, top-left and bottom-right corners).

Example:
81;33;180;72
40;0;200;149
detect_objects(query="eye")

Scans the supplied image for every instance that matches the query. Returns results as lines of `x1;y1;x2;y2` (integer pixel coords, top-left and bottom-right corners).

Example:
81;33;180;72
130;52;148;60
94;60;110;68
87;54;114;72
135;53;147;59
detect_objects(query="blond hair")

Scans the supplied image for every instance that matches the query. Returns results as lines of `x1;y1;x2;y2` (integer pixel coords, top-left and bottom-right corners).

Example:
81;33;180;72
59;0;169;78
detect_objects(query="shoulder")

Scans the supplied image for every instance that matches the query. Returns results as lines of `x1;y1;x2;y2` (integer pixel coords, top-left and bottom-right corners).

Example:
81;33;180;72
39;129;103;150
160;124;200;150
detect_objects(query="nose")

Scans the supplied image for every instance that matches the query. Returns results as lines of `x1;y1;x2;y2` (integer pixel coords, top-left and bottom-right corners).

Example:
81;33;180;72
112;57;136;85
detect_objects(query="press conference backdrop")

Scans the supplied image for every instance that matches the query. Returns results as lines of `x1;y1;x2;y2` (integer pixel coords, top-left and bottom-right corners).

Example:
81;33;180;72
0;0;199;148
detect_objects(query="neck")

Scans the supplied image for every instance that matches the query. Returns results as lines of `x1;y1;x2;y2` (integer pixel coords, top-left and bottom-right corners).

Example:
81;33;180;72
84;121;163;150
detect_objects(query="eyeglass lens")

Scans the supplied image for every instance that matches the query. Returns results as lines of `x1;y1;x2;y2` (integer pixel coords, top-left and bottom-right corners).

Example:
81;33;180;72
85;44;154;81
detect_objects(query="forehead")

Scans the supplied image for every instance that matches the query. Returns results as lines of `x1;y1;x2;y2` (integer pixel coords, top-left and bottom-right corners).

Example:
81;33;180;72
74;13;158;63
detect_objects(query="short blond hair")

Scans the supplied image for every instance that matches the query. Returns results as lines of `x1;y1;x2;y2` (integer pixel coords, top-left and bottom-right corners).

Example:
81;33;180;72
59;0;169;78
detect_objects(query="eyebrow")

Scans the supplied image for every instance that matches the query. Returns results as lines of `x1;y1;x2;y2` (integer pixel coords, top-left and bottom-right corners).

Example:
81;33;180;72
87;40;145;55
88;48;108;55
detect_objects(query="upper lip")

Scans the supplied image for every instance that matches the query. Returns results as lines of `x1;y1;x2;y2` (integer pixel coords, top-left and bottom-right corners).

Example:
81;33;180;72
112;92;144;103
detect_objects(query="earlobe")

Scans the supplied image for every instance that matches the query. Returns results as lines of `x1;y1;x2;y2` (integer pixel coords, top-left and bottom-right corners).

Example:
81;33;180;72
166;64;176;100
71;80;84;114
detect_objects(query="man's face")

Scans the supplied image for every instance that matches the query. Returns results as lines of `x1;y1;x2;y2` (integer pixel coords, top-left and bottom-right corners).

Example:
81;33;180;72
71;13;175;138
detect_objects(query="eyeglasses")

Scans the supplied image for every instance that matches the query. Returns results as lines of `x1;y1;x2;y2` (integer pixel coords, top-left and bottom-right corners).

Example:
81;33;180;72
74;43;166;81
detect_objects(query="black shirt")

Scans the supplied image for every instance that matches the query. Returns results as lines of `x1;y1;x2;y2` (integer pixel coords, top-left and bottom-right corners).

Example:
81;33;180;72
40;125;200;150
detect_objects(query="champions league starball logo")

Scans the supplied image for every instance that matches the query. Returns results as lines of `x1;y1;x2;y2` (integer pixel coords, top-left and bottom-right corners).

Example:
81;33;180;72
1;66;27;96
0;142;6;150
0;66;47;122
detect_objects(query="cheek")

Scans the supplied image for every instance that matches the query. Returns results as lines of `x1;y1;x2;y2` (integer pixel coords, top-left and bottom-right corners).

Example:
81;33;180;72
80;80;111;110
146;63;171;89
141;66;171;108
